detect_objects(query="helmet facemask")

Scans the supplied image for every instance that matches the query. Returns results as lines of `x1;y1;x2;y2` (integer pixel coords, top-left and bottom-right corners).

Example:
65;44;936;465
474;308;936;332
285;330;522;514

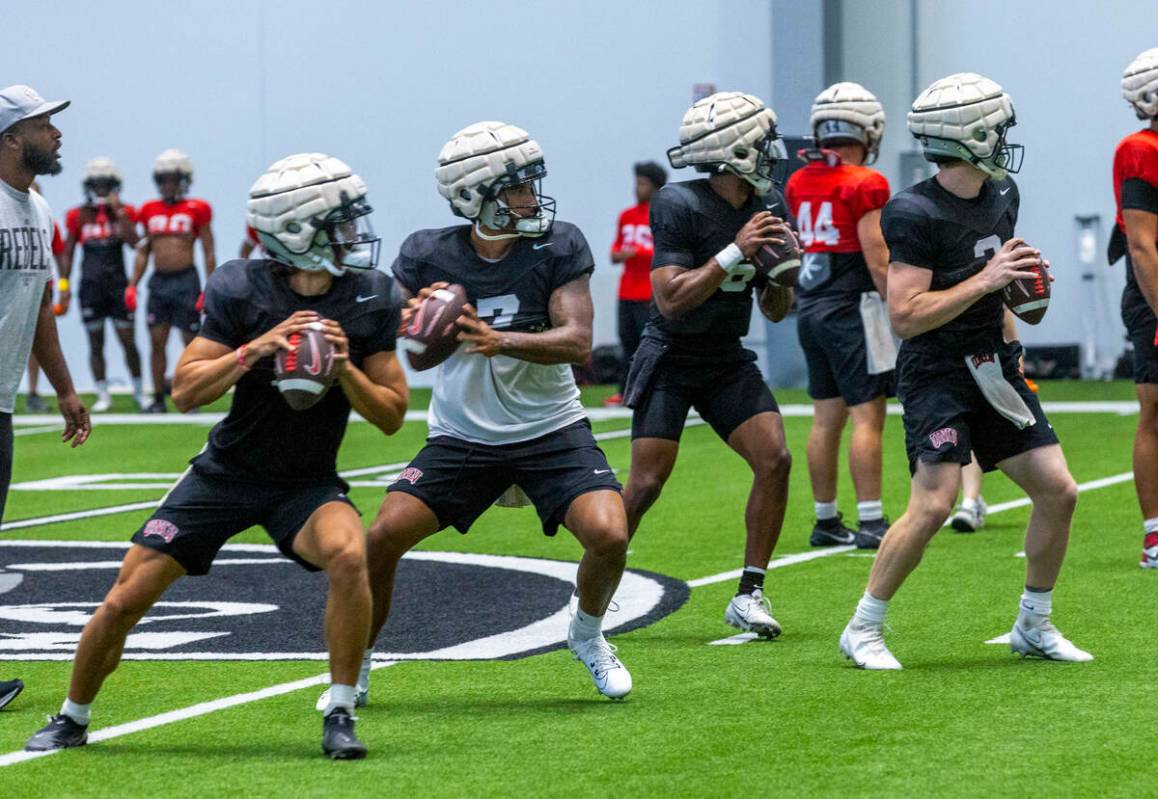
154;171;190;203
271;194;381;277
476;161;556;240
84;177;121;206
738;130;789;195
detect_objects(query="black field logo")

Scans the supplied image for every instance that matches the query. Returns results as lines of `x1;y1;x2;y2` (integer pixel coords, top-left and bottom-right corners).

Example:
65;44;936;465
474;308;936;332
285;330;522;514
0;541;688;662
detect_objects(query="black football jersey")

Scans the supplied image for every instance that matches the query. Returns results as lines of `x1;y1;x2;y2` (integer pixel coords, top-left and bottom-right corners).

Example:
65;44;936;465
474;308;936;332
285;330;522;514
881;176;1019;357
645;179;791;360
389;221;594;332
196;259;401;484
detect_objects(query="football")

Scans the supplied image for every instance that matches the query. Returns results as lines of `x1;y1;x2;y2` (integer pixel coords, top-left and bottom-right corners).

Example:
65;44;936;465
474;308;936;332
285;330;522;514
274;324;338;411
1002;261;1050;325
751;229;803;288
402;284;469;371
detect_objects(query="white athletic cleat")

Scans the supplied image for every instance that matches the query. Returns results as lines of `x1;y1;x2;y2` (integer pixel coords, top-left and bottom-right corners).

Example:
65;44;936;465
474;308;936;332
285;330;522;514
1009;620;1093;662
950;497;987;532
134;393;150;412
839;621;903;670
568;635;632;700
724;590;782;639
315;684;369;712
92;395;112;413
1141;533;1158;569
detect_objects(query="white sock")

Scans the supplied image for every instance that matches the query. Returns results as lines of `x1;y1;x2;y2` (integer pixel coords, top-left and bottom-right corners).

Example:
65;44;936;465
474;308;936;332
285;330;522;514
96;380;109;399
853;590;889;627
1019;588;1052;624
961;497;979;512
857;500;883;522
61;699;91;726
815;501;838;521
357;647;374;690
131;377;143;396
325;683;356;716
1144;517;1158;535
569;608;603;642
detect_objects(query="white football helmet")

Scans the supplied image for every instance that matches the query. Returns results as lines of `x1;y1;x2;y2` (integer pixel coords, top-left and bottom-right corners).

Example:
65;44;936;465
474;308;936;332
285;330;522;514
247;153;380;276
82;156;122;200
810;82;886;163
153;148;193;197
907;73;1023;180
436;121;555;239
1123;48;1158;120
666;91;785;196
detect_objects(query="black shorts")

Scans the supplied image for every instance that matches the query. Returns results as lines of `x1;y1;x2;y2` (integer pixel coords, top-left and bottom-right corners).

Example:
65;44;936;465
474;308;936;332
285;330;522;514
630;351;779;442
0;412;11;523
898;342;1058;474
131;468;356;575
1125;312;1158;384
387;420;621;536
146;267;201;334
797;301;894;405
80;270;132;331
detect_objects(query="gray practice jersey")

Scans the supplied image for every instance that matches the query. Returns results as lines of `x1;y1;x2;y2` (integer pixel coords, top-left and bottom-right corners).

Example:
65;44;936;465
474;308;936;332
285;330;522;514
391;222;594;445
0;182;54;412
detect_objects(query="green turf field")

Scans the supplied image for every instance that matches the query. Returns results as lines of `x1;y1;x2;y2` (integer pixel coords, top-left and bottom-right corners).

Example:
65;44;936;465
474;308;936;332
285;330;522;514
0;381;1150;797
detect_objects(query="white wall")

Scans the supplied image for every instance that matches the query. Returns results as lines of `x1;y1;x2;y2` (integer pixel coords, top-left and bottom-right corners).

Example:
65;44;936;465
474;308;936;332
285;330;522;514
5;0;772;391
842;0;1150;367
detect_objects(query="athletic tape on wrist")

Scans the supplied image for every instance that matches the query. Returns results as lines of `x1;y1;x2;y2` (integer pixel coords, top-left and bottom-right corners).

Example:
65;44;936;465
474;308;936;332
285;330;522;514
715;243;744;275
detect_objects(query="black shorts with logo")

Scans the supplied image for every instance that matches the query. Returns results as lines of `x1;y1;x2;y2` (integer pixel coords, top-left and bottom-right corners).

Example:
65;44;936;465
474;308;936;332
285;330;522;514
80;268;132;330
898;341;1058;475
387;420;621;536
627;343;779;442
146;266;201;334
797;300;894;405
131;466;356;575
1124;304;1158;384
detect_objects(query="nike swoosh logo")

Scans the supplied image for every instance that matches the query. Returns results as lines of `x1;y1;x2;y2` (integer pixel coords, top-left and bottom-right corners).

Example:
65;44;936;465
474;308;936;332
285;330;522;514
355;294;378;303
593;469;611;475
532;242;552;250
1000;188;1011;195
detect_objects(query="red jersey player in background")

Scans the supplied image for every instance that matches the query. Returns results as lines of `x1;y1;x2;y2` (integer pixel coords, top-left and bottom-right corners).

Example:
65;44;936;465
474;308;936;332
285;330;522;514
785;82;893;550
606;161;666;406
131;149;216;413
24;180;66;413
59;158;146;412
238;223;261;258
1112;48;1158;569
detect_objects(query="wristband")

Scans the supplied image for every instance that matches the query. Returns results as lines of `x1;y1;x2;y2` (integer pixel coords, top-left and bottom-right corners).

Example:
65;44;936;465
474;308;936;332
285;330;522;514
57;278;70;292
237;344;251;370
715;243;745;275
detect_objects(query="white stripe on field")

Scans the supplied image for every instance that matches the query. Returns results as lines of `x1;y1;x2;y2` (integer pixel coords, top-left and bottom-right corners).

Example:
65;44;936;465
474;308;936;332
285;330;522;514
0;501;161;532
0;662;398;768
12;426;61;437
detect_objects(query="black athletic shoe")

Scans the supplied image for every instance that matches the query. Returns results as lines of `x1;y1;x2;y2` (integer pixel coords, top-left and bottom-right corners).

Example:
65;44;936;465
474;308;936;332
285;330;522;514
144;398;168;414
322;708;367;760
0;679;24;711
25;714;89;751
855;518;890;550
810;514;856;546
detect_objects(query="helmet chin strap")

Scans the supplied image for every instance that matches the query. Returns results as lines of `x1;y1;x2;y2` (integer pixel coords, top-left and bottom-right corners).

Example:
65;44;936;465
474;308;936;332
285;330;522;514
473;221;521;241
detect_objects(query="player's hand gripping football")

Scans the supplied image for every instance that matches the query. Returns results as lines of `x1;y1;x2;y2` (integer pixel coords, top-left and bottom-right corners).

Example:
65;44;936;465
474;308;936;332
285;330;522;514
399;281;451;336
977;238;1050;293
247;310;321;360
319;318;350;375
734;211;790;260
456;304;503;357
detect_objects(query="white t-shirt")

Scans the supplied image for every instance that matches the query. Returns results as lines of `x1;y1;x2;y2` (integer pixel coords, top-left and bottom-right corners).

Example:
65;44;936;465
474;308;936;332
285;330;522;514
0;180;54;413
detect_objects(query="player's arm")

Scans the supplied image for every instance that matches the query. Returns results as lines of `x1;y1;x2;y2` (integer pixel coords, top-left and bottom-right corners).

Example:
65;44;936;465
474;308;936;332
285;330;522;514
330;326;409;435
887;238;1042;340
58;232;78;312
239;239;256;259
652;212;788;319
30;284;89;446
171;311;320;411
857;209;889;296
1123;208;1158;312
199;223;217;278
610;213;635;264
131;237;150;287
456;274;593;365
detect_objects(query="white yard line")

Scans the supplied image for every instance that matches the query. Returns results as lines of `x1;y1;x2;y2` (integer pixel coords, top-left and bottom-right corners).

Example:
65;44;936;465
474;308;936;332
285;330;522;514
12;426;62;438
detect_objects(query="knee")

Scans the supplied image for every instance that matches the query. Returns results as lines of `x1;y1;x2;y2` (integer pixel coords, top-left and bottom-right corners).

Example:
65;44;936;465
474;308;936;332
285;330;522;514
626;471;667;506
366;517;410;563
1038;475;1079;514
99;592;149;629
584;524;629;561
914;496;954;533
751;446;791;482
325;540;368;584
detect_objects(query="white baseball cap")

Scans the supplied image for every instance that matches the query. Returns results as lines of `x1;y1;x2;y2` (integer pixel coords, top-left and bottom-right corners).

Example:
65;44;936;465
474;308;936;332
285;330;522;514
0;85;69;135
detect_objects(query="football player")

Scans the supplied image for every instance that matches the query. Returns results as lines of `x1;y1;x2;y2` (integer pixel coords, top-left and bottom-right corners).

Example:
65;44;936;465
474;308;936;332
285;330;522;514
1111;48;1158;569
328;121;632;706
131;149;216;413
27;154;408;759
621;92;795;638
58;157;147;411
839;73;1091;669
785;83;894;550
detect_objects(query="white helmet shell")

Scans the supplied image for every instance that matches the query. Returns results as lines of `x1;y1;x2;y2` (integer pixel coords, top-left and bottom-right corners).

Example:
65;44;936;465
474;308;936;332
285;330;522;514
810;82;886;162
247;152;377;275
667;91;781;195
83;156;121;183
907;72;1020;179
153;148;193;179
1123;47;1158;120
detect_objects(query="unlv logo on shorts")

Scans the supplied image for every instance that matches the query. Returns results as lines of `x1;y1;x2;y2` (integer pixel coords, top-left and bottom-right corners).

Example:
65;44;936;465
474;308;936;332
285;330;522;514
928;427;959;449
142;519;179;543
397;467;423;485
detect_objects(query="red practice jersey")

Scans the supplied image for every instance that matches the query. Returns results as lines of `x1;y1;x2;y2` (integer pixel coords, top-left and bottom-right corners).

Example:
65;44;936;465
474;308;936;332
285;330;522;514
138;198;212;239
785;157;889;305
1112;129;1158;328
611;202;653;301
51;221;64;258
1113;129;1158;238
